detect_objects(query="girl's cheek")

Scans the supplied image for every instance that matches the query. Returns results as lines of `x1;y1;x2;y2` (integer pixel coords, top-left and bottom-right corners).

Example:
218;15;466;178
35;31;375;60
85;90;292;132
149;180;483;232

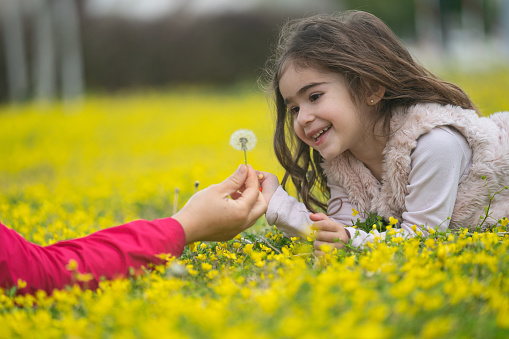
293;123;306;141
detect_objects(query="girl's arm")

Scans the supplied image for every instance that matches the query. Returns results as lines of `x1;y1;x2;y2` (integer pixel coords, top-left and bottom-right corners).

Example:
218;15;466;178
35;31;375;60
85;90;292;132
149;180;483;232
398;126;472;234
265;185;314;237
257;170;314;237
0;218;186;295
261;172;363;239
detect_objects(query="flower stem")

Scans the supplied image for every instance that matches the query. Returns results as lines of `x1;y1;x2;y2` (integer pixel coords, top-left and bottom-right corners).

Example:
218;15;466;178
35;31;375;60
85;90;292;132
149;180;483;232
240;138;248;165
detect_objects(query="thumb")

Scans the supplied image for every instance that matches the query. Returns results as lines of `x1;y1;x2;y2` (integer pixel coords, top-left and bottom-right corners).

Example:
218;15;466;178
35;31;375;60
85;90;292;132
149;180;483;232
310;213;331;222
217;165;248;195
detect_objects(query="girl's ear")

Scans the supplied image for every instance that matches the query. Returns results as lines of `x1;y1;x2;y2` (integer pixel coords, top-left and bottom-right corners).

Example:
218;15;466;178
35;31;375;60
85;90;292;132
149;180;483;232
366;82;386;106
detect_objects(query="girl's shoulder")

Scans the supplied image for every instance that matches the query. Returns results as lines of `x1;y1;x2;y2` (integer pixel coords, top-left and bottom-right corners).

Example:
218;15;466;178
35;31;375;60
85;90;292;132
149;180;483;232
389;103;494;147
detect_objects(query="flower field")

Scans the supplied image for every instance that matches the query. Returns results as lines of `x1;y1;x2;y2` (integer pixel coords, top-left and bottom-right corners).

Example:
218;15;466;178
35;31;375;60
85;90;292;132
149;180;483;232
1;69;509;338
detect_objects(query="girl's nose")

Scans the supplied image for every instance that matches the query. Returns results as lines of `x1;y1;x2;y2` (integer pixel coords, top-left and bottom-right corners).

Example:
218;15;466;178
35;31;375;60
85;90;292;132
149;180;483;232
296;107;314;126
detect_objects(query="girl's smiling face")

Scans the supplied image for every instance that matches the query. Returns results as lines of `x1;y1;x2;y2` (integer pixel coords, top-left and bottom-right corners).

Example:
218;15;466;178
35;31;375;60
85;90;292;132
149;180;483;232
278;62;369;160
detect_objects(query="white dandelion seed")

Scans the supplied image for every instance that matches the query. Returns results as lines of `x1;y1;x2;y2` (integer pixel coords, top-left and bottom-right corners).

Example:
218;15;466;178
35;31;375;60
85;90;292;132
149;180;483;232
230;129;257;165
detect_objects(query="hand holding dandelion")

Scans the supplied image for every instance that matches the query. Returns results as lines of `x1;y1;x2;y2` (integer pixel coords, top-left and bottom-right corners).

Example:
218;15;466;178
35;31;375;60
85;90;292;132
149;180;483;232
230;129;257;165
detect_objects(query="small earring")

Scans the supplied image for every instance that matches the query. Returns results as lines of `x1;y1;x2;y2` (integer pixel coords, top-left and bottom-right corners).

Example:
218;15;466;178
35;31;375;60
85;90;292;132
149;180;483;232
370;99;374;103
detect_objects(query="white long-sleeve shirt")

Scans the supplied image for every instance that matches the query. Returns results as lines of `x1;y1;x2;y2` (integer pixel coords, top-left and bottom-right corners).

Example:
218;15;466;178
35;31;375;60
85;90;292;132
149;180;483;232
266;126;472;247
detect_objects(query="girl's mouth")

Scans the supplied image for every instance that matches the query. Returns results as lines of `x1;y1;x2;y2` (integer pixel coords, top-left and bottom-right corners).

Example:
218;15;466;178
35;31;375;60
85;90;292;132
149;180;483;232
313;125;331;144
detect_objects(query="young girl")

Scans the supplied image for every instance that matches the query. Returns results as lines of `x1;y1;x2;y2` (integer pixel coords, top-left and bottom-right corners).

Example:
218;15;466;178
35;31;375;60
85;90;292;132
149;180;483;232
257;11;509;253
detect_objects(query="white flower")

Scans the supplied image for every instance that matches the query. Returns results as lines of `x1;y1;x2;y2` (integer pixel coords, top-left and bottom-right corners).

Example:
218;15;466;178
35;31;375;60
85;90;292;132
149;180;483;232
230;129;257;151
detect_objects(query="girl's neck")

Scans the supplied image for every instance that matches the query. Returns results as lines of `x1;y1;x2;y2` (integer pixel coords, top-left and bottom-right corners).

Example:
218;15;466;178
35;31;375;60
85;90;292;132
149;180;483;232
350;134;388;182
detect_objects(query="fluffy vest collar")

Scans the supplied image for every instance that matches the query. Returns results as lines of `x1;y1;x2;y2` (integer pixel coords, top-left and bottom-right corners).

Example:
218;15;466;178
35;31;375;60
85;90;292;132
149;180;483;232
322;103;509;229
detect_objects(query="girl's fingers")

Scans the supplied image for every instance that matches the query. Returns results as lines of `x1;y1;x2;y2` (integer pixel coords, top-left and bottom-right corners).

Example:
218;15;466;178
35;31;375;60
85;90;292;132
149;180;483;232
315;230;341;243
309;213;329;222
311;220;343;232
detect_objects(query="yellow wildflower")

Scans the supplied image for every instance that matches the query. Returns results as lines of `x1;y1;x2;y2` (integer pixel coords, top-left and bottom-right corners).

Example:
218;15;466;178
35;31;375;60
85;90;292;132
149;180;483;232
189;242;200;251
65;259;78;271
255;261;265;268
425;238;435;248
389;216;399;225
17;279;27;289
206;270;218;279
201;263;212;271
243;244;254;254
319;244;332;254
77;273;94;282
352;208;359;216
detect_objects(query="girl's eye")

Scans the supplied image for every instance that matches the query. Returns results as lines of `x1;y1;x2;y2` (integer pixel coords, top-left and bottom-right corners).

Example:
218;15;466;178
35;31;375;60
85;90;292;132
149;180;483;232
290;106;300;115
310;93;322;102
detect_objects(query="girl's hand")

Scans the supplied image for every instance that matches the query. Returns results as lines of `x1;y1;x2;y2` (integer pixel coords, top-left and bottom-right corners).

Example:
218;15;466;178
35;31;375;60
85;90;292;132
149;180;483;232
255;170;279;204
310;213;350;256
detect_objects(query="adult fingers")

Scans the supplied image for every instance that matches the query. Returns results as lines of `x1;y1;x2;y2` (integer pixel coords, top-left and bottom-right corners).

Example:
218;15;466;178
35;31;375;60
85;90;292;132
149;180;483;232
244;192;268;226
217;164;248;197
230;191;242;200
238;166;262;205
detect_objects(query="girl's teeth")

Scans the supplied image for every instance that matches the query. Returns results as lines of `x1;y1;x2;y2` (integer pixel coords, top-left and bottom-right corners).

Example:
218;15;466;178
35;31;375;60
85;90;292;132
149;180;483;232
313;126;330;139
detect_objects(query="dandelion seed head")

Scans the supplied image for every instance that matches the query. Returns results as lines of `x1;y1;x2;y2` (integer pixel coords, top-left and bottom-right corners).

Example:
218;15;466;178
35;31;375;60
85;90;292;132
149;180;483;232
230;129;257;151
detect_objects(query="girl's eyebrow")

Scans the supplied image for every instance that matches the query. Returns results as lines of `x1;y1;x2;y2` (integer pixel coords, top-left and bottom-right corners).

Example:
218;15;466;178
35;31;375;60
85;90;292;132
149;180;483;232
283;82;328;105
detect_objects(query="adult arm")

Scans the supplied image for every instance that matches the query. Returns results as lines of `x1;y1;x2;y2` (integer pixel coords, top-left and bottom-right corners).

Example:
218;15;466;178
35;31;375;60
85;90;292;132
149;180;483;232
0;218;185;294
1;164;266;294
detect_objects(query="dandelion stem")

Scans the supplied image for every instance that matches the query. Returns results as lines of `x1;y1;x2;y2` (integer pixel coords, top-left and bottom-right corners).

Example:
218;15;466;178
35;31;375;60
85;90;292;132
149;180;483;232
240;137;248;165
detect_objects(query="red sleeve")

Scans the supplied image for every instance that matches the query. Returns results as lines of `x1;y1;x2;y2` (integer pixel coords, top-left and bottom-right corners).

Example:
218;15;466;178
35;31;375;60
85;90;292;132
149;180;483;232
0;218;186;294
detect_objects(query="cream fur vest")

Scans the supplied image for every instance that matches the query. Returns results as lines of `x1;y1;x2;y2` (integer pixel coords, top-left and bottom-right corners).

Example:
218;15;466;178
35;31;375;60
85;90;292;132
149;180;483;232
322;103;509;230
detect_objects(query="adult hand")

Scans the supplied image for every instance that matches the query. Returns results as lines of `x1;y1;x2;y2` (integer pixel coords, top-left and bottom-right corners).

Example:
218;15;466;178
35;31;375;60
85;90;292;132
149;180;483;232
173;165;267;244
255;170;280;204
310;213;350;256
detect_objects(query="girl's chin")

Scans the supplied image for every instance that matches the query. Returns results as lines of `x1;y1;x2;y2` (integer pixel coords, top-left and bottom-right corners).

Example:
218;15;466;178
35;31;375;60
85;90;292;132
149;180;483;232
317;149;342;160
311;144;339;160
317;151;333;160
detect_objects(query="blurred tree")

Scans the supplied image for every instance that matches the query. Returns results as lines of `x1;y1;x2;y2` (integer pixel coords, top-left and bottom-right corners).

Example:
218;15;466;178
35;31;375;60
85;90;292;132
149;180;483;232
1;0;29;102
81;12;283;91
33;0;56;101
0;0;84;103
53;0;84;101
